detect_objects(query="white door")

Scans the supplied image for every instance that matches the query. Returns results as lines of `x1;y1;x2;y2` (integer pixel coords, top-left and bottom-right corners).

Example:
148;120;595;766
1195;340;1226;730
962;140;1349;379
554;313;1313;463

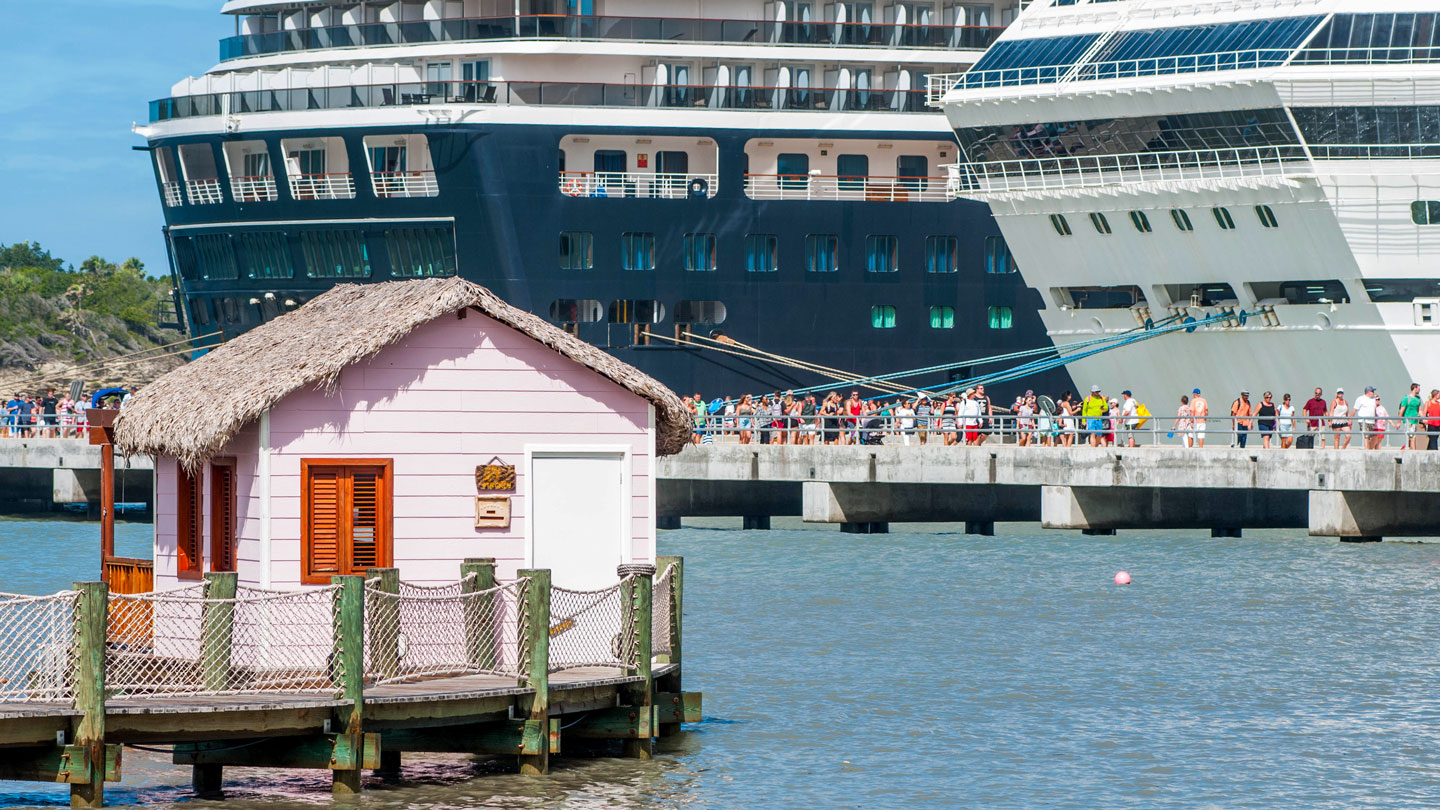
530;452;626;589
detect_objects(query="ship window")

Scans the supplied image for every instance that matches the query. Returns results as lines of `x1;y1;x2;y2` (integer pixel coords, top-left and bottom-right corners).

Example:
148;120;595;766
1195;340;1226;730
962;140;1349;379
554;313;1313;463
870;305;897;329
927;236;959;273
929;306;956;329
621;232;655;271
1411;200;1440;225
806;234;838;273
984;236;1015;274
1084;16;1325;79
1171;209;1195;232
1249;280;1349;305
195;234;239;281
1255;205;1279;228
1089;213;1112;235
301;231;371;279
237;231;293;279
385;227;456;278
1130;211;1153;233
988;306;1013;329
1364;278;1440;302
745;234;778;273
549;299;602;323
674;300;727;325
559;231;593;270
965;33;1103;87
896;156;929;191
837;154;869;190
866;235;899;273
1049;214;1073;236
172;236;200;281
1213;207;1237;230
608;300;665;324
683;233;716;272
1061;286;1144;309
1162;283;1240;307
777;153;810;190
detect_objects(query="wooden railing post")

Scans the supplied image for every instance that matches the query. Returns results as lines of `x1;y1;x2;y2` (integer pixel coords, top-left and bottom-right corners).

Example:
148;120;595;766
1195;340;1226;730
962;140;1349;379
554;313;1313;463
619;565;654;759
200;573;237;693
365;568;400;682
71;581;108;809
330;575;366;795
515;569;550;775
460;558;496;672
655;556;683;691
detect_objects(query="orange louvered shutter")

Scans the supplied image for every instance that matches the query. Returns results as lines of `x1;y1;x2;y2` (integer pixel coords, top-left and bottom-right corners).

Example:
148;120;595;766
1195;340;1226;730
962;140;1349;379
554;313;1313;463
348;468;381;571
176;466;203;580
210;460;237;573
306;466;343;581
303;461;391;584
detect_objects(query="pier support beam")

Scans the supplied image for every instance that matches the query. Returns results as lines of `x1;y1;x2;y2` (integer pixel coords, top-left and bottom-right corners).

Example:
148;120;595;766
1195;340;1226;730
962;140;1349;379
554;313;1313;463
803;481;1038;526
1041;486;1306;533
1211;528;1243;538
741;515;770;530
192;764;223;798
841;522;888;534
657;516;682;530
965;521;995;536
657;479;801;520
1308;490;1440;540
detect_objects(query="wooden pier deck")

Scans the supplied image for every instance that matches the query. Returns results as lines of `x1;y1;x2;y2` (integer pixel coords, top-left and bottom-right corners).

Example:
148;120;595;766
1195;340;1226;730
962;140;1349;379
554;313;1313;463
0;558;699;806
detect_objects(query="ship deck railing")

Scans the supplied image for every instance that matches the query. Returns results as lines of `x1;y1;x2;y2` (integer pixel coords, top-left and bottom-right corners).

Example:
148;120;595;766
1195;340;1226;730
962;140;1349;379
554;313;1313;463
218;13;1005;61
287;172;358;200
184;178;225;205
951;145;1312;195
559;171;719;200
230;175;278;203
744;173;959;202
148;80;932;123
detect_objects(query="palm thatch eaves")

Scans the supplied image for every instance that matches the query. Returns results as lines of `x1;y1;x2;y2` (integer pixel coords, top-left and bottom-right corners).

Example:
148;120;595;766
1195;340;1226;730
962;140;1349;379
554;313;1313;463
114;278;690;470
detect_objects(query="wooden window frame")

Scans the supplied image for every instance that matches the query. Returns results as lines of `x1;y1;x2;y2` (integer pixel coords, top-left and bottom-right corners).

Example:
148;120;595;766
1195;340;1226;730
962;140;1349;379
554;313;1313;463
209;457;238;574
301;458;394;585
176;464;204;581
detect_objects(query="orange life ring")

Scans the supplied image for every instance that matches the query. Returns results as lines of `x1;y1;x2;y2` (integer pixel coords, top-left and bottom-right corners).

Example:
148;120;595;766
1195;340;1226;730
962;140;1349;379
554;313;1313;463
562;178;584;197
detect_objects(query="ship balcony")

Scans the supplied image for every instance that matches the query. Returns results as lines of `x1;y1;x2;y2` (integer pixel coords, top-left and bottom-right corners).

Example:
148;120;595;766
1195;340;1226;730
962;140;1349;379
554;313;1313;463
231;175;278;202
558;171;719;200
288;172;357;200
185;178;225;205
955;146;1313;196
744;173;956;202
372;170;439;198
161;182;183;208
218;14;1004;61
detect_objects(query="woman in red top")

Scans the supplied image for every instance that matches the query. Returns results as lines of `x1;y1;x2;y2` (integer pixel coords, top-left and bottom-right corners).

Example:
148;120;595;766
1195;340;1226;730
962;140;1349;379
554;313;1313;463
1425;389;1440;451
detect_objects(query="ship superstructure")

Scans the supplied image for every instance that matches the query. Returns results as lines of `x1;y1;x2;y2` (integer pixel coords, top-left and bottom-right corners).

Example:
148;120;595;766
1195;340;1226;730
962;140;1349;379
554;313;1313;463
136;0;1071;398
936;0;1440;402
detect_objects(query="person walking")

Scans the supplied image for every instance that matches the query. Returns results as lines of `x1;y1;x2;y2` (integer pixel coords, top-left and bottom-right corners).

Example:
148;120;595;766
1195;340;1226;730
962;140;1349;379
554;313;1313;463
1425;389;1440;451
1231;391;1254;448
1354;386;1380;450
1399;383;1424;451
973;385;993;446
1190;388;1209;448
1331;389;1351;449
1256;392;1278;449
1277;394;1296;450
1120;390;1140;447
1302;388;1327;449
1017;394;1035;447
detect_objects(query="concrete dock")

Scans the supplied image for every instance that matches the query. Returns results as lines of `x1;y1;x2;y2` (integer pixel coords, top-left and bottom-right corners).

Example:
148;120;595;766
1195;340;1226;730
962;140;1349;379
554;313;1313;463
657;445;1440;541
0;440;152;513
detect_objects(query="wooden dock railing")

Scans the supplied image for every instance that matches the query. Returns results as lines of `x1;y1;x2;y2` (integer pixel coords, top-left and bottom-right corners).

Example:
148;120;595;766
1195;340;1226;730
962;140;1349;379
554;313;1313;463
0;557;696;806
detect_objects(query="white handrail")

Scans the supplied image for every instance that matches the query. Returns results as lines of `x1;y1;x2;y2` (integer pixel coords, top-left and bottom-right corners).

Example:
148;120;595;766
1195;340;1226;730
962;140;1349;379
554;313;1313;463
185;178;225;205
372;170;439;198
558;171;718;199
743;173;956;202
957;146;1311;194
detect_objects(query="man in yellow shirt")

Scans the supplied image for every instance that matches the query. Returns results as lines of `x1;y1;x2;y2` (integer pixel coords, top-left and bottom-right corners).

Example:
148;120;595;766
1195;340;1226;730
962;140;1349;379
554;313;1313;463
1081;384;1108;447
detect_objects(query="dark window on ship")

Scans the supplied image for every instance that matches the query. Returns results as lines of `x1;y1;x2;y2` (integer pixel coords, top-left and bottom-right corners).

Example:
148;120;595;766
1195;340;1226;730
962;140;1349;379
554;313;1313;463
683;233;716;272
674;300;727;324
237;231;294;280
608;300;665;324
1411;200;1440;225
1130;211;1153;233
549;299;603;323
836;154;869;190
1062;286;1145;309
926;236;959;274
1089;213;1112;235
1248;280;1349;305
301;231;371;279
386;227;456;278
984;236;1015;274
896;155;929;192
559;231;593;270
195;234;239;280
172;236;200;281
621;232;655;271
806;235;838;273
988;306;1013;329
1172;209;1195;232
1255;205;1279;228
745;234;778;273
929;306;956;329
1163;283;1240;307
1364;278;1440;302
870;305;897;328
1212;207;1237;230
866;235;899;273
1050;214;1073;236
777;153;810;190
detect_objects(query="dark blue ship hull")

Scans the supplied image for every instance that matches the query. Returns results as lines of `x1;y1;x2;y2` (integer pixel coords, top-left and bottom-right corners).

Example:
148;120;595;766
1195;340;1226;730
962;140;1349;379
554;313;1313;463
153;122;1073;400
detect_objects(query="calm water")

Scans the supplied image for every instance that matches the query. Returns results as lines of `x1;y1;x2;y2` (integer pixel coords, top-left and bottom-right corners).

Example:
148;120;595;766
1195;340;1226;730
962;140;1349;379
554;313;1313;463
3;516;1440;808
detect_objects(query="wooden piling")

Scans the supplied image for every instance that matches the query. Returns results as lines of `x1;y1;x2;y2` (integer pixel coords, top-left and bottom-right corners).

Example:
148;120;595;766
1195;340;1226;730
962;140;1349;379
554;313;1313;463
655;556;684;684
365;568;401;682
515;569;550;775
200;573;237;692
70;581;107;809
331;575;366;795
621;569;654;759
460;558;497;672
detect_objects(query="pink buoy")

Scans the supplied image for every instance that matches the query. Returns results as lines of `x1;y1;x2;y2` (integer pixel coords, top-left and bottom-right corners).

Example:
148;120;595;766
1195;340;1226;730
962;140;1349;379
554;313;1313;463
1114;571;1132;586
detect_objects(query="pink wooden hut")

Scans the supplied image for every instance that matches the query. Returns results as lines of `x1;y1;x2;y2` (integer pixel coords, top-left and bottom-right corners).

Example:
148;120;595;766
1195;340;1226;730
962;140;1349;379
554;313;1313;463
114;278;689;590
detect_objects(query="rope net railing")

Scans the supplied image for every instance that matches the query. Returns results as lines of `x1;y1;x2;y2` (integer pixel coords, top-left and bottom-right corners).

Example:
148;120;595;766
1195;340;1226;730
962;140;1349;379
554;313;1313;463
363;576;524;684
548;580;633;673
652;563;676;661
106;584;341;698
0;591;80;704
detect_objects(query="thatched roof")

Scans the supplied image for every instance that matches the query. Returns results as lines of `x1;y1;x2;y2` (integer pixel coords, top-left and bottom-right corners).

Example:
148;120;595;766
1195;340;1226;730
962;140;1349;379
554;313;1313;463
115;278;690;468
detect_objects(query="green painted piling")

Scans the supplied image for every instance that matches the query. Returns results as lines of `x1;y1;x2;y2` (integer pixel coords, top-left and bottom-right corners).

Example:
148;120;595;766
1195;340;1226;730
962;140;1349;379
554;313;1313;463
515;569;550;775
70;581;107;808
330;575;367;795
460;558;497;671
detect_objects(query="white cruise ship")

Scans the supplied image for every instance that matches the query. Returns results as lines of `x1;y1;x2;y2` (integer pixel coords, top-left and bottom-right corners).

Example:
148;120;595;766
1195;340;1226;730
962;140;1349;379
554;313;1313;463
934;0;1440;403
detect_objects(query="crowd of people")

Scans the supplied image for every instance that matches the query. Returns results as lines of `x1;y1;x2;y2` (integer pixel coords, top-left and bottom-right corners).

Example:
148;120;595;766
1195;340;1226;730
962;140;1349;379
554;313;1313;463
681;382;1440;451
2;387;136;439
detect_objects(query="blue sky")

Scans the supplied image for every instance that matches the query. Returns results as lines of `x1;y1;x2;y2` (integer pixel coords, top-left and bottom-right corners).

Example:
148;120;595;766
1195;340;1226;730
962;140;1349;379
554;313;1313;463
0;0;221;275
